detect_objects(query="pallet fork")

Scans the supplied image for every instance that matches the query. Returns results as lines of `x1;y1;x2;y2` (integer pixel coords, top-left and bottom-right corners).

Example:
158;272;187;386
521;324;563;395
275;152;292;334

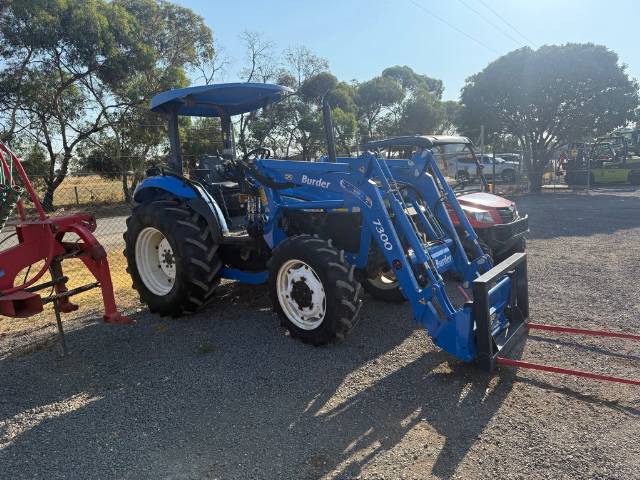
472;234;639;385
0;142;130;354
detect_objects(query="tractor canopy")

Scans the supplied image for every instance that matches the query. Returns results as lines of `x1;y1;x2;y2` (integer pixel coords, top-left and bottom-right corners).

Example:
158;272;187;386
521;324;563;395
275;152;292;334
361;135;472;150
150;83;292;118
150;83;292;173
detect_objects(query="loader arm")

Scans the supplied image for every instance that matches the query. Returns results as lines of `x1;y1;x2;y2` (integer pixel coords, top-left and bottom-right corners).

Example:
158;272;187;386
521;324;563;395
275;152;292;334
250;149;526;364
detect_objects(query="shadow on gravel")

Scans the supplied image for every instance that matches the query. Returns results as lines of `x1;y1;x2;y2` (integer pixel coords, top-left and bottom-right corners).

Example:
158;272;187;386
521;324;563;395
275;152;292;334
512;375;640;417
528;334;640;363
515;187;640;239
1;289;637;479
0;288;522;480
3;188;640;479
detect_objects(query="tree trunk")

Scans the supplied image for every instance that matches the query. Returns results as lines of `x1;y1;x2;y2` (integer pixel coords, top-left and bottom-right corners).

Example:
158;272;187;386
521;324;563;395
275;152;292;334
41;175;64;212
122;173;132;204
121;172;141;204
528;147;551;192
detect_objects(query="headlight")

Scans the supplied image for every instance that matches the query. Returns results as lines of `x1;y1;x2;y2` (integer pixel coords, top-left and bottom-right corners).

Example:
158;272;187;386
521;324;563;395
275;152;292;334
471;211;494;223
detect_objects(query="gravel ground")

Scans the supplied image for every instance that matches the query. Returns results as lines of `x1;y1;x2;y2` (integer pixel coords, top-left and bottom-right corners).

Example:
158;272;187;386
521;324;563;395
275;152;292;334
1;187;640;480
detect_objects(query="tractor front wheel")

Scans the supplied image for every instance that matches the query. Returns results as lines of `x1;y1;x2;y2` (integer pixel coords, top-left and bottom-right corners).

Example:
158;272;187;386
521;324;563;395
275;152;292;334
269;235;362;345
363;267;406;302
124;199;222;317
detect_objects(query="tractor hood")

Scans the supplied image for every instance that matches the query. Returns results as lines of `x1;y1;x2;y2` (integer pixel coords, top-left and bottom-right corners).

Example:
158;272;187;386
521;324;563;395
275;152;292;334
457;192;514;209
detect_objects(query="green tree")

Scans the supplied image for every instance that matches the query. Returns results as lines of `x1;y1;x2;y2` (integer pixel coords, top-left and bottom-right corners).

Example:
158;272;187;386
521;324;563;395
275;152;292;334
398;89;444;135
0;0;153;209
241;43;331;160
356;76;404;141
0;0;214;206
181;117;224;165
439;100;461;135
382;65;444;98
459;44;639;190
332;107;358;155
91;0;214;201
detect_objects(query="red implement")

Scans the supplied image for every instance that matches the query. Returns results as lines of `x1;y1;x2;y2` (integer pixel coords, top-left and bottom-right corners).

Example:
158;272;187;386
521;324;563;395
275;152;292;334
0;141;131;334
498;322;640;386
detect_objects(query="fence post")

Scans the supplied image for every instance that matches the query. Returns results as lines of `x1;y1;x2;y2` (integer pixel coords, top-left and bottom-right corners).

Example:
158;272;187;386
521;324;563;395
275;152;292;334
74;186;80;206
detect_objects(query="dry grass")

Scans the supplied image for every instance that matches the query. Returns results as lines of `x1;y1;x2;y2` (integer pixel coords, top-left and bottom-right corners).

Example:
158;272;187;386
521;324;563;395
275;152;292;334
25;175;126;208
51;175;125;206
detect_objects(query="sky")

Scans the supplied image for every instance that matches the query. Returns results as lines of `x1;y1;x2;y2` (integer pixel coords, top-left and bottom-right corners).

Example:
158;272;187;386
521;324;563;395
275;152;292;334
178;0;639;101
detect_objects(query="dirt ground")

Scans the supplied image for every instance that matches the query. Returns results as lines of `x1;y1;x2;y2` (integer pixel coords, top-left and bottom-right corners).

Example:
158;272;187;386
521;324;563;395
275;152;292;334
1;187;639;480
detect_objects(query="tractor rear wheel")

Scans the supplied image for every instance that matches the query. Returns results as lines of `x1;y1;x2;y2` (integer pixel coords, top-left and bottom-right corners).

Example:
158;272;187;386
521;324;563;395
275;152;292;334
124;199;222;317
269;235;363;345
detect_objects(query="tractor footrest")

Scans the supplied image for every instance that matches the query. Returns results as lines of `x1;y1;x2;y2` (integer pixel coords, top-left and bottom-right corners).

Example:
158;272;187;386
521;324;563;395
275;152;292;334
0;291;43;318
473;252;529;372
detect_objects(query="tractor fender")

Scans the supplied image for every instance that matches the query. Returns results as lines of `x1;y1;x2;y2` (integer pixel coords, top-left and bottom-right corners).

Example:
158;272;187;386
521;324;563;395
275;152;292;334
133;175;229;236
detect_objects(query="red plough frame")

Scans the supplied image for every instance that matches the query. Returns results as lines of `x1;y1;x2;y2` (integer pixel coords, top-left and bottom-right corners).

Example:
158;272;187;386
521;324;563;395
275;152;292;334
0;141;130;351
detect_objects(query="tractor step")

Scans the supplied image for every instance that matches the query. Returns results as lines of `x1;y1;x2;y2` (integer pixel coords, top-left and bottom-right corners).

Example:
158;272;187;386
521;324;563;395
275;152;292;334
0;291;43;317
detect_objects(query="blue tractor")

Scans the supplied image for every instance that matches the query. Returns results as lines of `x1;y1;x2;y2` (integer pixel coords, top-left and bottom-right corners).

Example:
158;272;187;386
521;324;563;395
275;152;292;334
123;83;528;370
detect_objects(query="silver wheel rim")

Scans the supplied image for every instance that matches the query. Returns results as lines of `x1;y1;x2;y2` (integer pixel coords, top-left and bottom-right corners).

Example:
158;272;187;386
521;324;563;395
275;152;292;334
135;227;175;296
367;268;399;290
276;259;326;330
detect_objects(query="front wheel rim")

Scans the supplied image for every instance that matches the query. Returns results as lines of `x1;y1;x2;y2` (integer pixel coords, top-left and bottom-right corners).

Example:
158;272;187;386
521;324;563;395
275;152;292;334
367;268;399;290
276;259;326;330
135;227;176;296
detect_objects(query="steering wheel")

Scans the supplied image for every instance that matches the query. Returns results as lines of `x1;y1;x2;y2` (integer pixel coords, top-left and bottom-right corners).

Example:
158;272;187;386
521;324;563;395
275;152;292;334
243;147;271;164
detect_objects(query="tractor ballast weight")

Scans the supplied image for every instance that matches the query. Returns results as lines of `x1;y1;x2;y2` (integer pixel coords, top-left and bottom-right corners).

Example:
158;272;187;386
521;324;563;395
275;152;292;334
125;83;529;368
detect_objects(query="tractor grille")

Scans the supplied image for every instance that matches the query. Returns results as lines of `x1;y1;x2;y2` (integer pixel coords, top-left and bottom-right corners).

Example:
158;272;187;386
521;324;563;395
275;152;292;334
496;206;515;223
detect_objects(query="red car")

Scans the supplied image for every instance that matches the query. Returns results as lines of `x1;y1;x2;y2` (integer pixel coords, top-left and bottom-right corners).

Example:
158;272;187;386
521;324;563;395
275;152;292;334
365;135;528;262
449;191;528;261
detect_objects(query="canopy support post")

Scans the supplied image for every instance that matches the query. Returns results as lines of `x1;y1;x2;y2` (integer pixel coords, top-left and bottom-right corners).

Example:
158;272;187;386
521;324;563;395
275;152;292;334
167;109;183;175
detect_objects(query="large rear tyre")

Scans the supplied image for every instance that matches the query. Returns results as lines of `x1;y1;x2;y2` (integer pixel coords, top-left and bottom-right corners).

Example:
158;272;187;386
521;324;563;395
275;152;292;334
268;235;363;345
124;199;222;317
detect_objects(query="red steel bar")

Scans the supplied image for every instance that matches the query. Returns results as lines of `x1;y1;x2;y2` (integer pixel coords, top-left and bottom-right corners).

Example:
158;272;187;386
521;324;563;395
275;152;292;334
0;149;26;219
528;322;640;341
0;142;47;220
496;357;640;386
